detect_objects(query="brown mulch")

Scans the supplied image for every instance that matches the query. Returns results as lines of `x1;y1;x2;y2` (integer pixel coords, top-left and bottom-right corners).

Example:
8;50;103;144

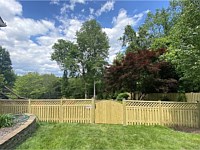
171;126;200;134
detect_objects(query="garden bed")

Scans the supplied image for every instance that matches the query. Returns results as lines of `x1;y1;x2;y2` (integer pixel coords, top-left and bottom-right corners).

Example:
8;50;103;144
172;126;200;134
0;114;36;149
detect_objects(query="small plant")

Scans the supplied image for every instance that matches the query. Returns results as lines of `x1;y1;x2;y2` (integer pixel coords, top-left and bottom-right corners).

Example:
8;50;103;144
0;114;14;128
116;93;129;101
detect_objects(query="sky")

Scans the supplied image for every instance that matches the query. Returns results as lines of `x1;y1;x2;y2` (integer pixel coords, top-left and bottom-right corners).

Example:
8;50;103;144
0;0;169;77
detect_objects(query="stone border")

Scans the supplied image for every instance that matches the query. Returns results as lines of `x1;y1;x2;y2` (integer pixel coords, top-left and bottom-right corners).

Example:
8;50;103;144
0;114;36;150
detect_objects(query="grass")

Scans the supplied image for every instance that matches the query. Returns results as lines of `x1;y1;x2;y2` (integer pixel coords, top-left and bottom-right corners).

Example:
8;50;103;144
17;122;200;150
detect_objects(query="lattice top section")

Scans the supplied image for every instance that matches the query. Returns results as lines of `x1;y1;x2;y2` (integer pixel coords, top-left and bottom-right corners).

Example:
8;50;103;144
62;100;92;105
161;102;197;109
31;100;60;105
0;100;28;106
0;99;93;106
125;101;160;107
125;100;198;109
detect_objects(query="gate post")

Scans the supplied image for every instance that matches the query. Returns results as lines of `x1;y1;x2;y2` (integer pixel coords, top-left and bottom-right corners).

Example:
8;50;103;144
123;100;126;126
91;98;95;124
28;99;31;114
60;99;63;123
159;100;163;126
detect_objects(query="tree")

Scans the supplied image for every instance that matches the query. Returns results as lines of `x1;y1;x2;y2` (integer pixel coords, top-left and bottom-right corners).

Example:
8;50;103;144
52;19;109;99
13;73;61;99
51;39;79;98
120;25;151;53
0;46;15;86
0;46;16;98
165;0;200;91
105;49;178;99
76;19;109;98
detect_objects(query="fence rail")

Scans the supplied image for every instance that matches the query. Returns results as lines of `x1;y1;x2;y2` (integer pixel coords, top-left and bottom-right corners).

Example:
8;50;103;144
0;99;199;128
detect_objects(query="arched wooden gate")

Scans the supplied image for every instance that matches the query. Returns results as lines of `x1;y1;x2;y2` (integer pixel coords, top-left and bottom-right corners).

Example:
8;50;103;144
95;100;123;124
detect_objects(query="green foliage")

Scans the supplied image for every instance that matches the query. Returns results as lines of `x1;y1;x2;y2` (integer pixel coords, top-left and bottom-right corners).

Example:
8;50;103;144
0;46;16;98
0;114;14;128
164;0;200;91
161;95;170;101
51;40;79;77
120;25;151;53
177;93;187;102
64;77;85;99
13;73;61;99
151;37;171;50
0;46;16;86
17;123;200;149
52;19;109;98
116;93;129;101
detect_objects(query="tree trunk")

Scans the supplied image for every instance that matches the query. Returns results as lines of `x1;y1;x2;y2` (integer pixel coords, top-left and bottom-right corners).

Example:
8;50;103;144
130;92;133;100
139;93;146;100
4;85;26;99
84;83;87;99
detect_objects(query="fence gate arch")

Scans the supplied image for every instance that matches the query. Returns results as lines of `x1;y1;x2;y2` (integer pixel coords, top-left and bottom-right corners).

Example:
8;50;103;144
95;100;123;124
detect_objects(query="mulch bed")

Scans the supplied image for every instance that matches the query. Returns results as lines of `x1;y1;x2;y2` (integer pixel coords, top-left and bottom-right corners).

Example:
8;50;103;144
171;126;200;134
0;114;29;139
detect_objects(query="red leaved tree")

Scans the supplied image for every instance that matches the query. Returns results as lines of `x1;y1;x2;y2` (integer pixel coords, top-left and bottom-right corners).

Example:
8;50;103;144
105;49;178;99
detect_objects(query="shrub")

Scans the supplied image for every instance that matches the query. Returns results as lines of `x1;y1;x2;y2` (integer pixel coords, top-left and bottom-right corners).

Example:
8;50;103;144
161;95;170;101
177;93;187;102
0;114;14;128
116;93;129;101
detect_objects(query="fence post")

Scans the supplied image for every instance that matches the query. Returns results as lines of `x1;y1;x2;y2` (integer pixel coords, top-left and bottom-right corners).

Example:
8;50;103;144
60;99;63;123
91;98;95;124
123;100;126;126
28;99;31;114
159;100;163;126
198;101;200;128
0;100;2;114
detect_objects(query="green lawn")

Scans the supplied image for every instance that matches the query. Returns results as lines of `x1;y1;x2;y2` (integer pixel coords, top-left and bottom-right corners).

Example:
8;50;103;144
17;123;200;150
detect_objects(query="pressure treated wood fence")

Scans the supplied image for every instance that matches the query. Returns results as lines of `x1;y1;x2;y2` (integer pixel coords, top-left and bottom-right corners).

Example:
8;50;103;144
0;99;199;128
143;92;200;102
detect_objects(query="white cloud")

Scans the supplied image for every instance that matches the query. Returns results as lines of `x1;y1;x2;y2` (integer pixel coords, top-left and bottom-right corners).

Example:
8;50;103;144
95;0;115;17
60;0;85;14
50;0;60;5
0;0;22;21
56;17;83;42
0;0;149;76
89;8;94;15
0;0;84;76
103;9;149;63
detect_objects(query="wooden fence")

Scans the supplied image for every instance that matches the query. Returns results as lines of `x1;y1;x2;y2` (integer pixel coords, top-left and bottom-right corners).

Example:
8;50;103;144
0;99;199;128
124;100;200;128
0;99;94;124
143;92;200;102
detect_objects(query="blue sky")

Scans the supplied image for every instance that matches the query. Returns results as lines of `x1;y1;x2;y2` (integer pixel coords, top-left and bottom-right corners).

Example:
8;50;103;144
0;0;169;76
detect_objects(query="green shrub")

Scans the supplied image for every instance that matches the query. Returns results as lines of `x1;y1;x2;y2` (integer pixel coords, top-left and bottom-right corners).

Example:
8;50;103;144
116;93;129;101
0;114;14;128
161;95;170;101
177;93;187;102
